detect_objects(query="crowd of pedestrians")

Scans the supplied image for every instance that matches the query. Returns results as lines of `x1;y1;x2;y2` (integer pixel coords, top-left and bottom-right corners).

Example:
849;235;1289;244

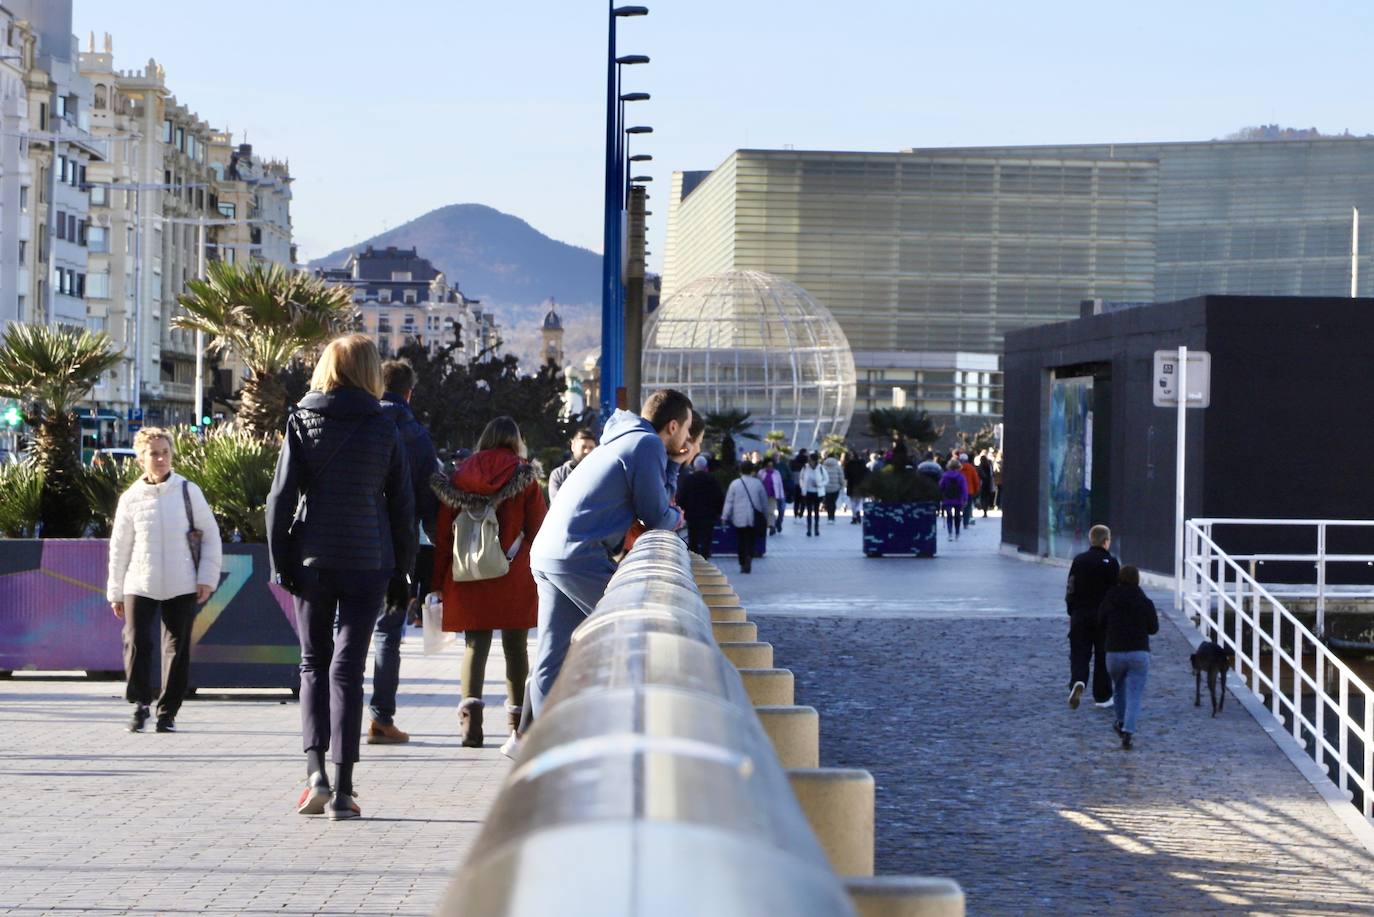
104;333;1020;818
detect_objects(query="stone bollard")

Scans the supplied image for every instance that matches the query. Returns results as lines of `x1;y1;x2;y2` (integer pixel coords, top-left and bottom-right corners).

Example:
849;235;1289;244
720;641;773;669
712;621;758;643
710;607;748;623
845;877;965;917
739;668;794;706
756;705;819;768
788;768;875;876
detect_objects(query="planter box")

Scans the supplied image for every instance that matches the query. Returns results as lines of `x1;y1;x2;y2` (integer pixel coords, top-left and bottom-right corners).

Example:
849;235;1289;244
0;539;300;691
711;523;767;558
862;500;938;558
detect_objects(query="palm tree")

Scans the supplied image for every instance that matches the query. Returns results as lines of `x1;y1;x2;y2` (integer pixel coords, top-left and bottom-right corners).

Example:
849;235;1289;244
763;429;793;459
822;432;848;457
704;408;753;466
868;407;942;448
174;261;355;440
0;324;122;536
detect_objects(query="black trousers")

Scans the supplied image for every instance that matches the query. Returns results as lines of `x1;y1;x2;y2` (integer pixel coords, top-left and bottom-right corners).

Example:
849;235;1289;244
734;525;756;572
804;494;822;532
686;518;715;558
823;492;839;520
123;592;198;719
295;567;389;764
1069;608;1113;703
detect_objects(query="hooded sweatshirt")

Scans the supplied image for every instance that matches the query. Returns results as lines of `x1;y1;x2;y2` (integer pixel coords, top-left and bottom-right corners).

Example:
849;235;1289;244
530;409;682;571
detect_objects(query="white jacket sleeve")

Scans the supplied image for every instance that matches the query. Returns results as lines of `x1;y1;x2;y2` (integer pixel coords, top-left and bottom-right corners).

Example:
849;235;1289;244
190;482;222;590
106;491;134;603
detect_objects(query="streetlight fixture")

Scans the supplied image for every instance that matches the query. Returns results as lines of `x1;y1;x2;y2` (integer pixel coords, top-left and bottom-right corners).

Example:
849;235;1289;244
631;176;653;183
620;92;650;102
629;154;653;162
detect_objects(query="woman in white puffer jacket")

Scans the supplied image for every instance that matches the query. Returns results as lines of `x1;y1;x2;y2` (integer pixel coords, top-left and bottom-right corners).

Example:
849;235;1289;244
107;427;222;734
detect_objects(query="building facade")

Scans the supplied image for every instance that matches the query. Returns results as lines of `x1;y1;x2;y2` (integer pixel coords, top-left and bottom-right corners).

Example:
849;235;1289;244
315;246;495;363
0;8;34;329
664;139;1374;430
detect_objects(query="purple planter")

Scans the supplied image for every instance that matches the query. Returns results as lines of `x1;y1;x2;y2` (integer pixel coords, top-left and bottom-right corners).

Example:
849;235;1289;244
0;539;301;690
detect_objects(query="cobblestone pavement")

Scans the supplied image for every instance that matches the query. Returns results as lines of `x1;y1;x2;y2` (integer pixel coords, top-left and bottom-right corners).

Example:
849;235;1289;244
736;512;1374;916
0;630;519;915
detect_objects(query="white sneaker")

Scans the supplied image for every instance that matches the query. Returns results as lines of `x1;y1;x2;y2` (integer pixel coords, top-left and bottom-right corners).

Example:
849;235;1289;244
1094;696;1115;708
1068;682;1085;709
499;732;520;759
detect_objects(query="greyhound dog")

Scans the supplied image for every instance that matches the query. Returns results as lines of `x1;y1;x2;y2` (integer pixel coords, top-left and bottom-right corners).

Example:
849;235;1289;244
1191;640;1235;716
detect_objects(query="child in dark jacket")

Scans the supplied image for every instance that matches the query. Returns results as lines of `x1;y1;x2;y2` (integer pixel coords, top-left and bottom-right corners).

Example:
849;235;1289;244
1097;565;1159;749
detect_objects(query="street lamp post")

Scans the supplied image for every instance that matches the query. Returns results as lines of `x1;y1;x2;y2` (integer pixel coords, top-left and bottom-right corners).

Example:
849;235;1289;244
602;5;648;417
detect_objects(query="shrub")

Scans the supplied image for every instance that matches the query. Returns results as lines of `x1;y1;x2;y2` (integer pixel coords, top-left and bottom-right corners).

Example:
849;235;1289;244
0;459;43;537
174;426;279;541
77;458;141;537
858;465;941;503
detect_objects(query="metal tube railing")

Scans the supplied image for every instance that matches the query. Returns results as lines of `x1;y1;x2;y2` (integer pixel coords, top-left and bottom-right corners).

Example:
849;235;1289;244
1184;520;1374;821
439;531;857;916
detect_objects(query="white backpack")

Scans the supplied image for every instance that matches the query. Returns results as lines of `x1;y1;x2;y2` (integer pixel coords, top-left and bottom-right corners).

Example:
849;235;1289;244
450;503;523;582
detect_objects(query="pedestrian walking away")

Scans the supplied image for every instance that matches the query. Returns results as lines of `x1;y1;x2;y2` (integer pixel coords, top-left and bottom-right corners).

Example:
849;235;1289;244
843;451;869;523
721;460;768;573
368;358;440;746
798;452;829;536
677;454;725;558
547;428;596;504
527;389;692;722
789;449;809;520
432;416;546;757
1098;565;1159;749
938;459;967;539
758;456;785;535
107;427;223;735
266;334;415;821
821;452;844;522
978;452;996;516
1065;524;1120;710
958;453;981;527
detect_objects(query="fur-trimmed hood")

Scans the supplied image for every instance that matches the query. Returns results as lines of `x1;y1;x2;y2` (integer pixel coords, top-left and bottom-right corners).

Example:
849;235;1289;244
432;452;539;512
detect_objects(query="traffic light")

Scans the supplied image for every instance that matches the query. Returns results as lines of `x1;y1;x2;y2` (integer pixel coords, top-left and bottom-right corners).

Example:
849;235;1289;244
201;415;212;427
2;403;19;427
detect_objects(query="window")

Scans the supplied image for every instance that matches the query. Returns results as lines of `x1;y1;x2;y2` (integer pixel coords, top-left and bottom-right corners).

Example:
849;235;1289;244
175;126;184;151
58;154;67;180
217;202;235;219
76;273;85;297
94;85;107;110
89;183;108;206
379;290;392;304
77;220;87;246
54;95;67;119
56;210;65;240
88;226;107;253
403;290;417;304
18;185;27;212
391;271;412;281
79;165;86;187
37;102;46;130
87;272;110;299
187;135;196;159
17;240;25;262
162;119;172;143
69;215;78;242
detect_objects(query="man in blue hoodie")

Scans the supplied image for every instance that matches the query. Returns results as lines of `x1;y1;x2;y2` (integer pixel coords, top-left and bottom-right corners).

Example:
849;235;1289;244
367;359;439;745
527;389;694;718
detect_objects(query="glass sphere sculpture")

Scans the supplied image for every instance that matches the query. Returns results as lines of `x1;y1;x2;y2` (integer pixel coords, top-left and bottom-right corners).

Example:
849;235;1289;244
643;270;856;450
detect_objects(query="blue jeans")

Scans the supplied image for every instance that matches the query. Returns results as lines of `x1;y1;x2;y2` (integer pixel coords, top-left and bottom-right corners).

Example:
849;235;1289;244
369;604;404;725
963;494;977;525
1107;650;1151;735
529;558;615;717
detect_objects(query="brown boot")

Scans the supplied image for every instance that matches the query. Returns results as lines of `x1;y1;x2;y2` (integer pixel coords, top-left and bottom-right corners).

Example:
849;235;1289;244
458;698;485;748
367;720;409;744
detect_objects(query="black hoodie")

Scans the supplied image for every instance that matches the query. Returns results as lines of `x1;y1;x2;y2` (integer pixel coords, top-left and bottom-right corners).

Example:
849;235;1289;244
266;385;415;584
1098;584;1159;653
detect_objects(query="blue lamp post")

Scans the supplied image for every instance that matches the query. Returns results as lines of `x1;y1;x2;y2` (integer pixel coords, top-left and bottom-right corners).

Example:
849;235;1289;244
602;5;648;418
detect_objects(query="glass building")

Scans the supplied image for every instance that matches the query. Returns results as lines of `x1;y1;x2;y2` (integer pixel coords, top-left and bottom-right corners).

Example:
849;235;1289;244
642;270;856;450
664;138;1374;425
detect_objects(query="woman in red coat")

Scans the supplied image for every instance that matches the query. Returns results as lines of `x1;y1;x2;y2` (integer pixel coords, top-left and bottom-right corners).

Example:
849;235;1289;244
432;416;546;750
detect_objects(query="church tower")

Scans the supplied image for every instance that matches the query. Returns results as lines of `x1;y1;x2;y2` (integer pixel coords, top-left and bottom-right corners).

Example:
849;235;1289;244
541;299;564;366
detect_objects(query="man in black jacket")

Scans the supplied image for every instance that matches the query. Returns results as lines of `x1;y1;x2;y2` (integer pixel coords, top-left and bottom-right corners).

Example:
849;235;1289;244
1066;524;1119;709
368;359;439;744
676;455;725;558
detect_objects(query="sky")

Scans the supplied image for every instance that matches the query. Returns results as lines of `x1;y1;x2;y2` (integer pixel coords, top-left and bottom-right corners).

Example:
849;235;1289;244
74;0;1374;273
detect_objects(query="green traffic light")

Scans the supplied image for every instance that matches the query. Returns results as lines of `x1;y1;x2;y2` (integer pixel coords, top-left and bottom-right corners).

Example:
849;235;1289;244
201;416;212;426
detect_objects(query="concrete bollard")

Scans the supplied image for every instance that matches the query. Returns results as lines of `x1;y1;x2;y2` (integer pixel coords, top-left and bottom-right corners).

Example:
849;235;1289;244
739;668;794;706
845;877;965;917
756;705;819;768
712;621;758;643
710;607;748;623
720;641;773;669
788;768;875;876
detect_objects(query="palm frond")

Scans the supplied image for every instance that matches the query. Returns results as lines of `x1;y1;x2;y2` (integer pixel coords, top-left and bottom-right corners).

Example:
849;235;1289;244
0;324;121;417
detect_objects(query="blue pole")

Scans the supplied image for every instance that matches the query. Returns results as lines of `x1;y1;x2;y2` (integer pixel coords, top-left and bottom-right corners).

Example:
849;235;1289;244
600;3;622;419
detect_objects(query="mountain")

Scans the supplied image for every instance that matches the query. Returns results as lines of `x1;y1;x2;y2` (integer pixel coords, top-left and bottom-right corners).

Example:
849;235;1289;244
309;203;604;366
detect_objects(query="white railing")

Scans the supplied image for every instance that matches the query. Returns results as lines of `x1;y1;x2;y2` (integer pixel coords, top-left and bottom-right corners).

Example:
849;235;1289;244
1184;519;1373;821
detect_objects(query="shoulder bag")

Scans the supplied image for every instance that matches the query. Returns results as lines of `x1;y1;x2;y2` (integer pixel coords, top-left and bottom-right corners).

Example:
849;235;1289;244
181;481;203;574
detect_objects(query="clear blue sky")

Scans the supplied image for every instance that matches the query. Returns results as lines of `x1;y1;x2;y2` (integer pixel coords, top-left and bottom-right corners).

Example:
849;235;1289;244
75;0;1374;273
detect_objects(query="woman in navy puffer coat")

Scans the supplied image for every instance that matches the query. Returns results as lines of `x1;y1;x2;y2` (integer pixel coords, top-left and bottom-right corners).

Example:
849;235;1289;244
267;334;415;821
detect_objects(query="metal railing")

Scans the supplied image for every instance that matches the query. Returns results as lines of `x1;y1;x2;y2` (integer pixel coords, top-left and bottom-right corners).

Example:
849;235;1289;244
1190;518;1374;636
1184;520;1374;820
439;530;857;916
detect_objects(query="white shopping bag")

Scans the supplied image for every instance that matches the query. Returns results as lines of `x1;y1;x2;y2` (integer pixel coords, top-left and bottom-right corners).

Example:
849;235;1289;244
422;593;454;655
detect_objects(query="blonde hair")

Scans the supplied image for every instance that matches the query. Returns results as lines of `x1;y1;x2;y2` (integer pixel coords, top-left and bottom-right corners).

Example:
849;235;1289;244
133;426;174;459
310;334;384;398
1090;524;1112;547
476;415;526;457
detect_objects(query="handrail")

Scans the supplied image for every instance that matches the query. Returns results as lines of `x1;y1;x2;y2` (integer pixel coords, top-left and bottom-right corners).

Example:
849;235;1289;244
1190;518;1374;634
1184;520;1374;822
438;530;857;916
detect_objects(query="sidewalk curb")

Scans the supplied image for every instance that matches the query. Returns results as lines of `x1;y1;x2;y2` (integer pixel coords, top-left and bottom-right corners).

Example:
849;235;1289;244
1001;542;1374;856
